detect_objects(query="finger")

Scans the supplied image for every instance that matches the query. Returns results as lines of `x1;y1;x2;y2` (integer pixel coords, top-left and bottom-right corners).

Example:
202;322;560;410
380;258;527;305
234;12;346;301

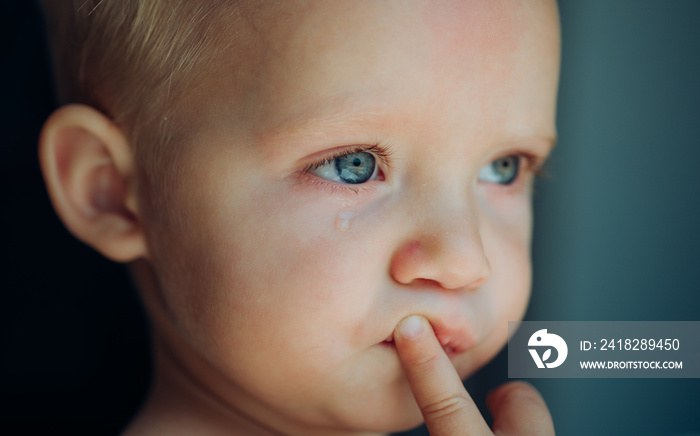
487;381;555;436
394;315;491;436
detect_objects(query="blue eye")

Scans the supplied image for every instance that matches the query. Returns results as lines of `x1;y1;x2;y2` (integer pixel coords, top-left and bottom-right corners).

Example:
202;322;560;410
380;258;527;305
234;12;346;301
309;151;378;184
478;155;520;185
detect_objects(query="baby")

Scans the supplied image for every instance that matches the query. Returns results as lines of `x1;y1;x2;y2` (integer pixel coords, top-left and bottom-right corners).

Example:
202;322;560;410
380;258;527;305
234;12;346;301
38;1;559;435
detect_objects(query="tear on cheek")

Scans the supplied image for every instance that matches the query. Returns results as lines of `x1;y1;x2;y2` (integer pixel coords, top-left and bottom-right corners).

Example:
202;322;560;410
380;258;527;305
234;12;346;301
335;210;355;232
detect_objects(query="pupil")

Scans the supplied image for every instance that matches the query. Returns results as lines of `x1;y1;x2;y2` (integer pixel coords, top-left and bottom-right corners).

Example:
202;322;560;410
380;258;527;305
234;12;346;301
334;152;375;184
492;156;518;184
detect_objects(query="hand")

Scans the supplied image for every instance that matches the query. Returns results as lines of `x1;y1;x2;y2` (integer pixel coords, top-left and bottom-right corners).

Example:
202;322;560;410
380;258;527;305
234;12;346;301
393;316;555;436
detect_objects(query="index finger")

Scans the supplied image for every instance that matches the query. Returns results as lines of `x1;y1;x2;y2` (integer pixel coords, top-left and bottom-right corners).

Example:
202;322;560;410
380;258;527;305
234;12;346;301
393;315;491;436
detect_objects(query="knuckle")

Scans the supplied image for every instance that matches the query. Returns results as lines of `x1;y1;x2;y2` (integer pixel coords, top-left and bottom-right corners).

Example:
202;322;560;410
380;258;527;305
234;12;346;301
421;393;470;422
410;350;441;371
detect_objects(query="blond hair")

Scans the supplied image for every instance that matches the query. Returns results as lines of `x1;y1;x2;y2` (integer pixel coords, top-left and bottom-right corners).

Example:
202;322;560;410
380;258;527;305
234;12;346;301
40;0;248;166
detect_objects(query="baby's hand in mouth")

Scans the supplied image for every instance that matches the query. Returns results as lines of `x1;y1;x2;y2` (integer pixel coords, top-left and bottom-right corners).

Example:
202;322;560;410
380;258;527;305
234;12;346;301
393;315;555;436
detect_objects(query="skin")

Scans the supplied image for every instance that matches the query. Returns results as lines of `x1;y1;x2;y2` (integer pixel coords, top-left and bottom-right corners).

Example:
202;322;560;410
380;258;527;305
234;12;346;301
39;1;560;435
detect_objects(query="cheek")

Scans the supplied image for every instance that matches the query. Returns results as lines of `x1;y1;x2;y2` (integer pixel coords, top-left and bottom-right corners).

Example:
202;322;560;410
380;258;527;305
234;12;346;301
488;195;532;307
477;196;533;345
450;219;532;380
152;169;384;369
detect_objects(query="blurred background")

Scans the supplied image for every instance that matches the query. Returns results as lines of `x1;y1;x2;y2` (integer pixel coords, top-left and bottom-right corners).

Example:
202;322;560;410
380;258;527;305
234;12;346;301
2;1;699;435
527;0;700;434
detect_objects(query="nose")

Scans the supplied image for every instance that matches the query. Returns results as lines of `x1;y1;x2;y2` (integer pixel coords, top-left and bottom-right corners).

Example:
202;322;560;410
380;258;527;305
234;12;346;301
389;196;491;291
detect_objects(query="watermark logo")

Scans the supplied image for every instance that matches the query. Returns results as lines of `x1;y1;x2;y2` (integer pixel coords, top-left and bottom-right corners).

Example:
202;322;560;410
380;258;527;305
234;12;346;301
528;329;568;368
509;321;698;378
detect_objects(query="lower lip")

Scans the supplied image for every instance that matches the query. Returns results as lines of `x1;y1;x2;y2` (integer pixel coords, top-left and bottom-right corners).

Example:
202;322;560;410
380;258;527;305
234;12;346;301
380;340;460;359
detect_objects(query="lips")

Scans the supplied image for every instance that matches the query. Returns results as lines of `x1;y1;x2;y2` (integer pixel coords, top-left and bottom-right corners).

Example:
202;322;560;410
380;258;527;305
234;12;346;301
380;319;474;358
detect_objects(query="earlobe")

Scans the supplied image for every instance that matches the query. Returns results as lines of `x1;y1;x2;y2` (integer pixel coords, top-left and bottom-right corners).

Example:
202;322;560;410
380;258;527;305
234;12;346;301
39;104;148;262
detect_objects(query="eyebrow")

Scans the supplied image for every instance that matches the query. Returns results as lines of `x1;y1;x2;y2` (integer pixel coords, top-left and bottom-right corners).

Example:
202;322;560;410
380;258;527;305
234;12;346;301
253;94;557;157
255;97;389;143
508;134;557;152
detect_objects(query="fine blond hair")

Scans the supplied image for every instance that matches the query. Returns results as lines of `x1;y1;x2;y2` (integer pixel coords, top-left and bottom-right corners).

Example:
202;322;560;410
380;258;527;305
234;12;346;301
39;0;247;166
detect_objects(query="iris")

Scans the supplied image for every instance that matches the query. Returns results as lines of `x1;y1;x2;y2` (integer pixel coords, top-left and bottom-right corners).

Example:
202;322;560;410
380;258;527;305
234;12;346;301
334;152;376;184
478;155;519;185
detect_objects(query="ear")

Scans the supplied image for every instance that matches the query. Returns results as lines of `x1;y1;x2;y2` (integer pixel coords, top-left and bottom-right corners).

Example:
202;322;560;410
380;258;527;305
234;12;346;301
39;104;148;262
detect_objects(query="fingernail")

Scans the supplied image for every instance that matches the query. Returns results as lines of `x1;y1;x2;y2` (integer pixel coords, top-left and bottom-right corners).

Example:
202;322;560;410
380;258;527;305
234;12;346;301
396;315;424;340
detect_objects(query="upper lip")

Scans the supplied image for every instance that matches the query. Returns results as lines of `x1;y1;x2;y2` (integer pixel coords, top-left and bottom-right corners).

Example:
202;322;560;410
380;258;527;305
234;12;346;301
382;316;475;355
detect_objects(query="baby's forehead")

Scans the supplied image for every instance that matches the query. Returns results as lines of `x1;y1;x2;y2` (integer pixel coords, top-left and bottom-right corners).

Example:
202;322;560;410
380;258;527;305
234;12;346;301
194;1;557;140
245;1;522;62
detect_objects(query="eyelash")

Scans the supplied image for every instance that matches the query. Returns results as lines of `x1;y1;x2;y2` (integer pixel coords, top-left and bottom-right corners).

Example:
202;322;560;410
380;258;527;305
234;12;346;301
302;143;394;173
508;151;548;180
299;145;548;192
299;143;394;194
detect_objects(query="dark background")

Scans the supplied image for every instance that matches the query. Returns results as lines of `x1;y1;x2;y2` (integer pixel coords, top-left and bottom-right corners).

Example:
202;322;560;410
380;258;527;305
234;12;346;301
1;3;150;435
2;1;699;435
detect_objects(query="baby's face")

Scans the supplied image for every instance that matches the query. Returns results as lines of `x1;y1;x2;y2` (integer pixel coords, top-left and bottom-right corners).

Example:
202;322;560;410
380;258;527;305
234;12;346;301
138;0;559;433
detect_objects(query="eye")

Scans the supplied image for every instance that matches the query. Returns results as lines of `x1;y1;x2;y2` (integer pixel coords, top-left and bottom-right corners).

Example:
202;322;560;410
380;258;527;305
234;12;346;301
478;155;520;185
308;150;379;184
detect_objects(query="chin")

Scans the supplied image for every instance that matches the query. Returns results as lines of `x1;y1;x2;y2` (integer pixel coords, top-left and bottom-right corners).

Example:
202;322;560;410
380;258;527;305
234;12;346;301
342;382;426;434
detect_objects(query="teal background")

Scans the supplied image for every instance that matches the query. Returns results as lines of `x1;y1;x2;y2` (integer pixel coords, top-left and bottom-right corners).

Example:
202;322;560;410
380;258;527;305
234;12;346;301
527;0;700;434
